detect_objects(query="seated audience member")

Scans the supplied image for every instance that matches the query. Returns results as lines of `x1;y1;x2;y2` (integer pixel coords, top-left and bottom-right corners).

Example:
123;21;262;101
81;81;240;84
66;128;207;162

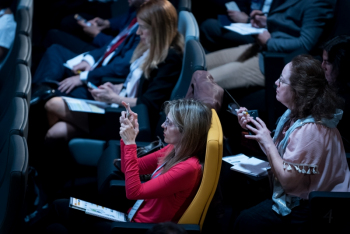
31;4;141;102
0;0;16;63
234;55;350;233
44;0;146;54
48;99;211;232
44;0;184;142
37;0;115;37
200;0;267;52
322;35;350;152
206;0;335;91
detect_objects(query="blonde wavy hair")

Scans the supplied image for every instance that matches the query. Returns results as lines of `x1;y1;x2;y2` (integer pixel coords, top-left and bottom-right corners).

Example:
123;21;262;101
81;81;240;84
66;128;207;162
131;0;184;78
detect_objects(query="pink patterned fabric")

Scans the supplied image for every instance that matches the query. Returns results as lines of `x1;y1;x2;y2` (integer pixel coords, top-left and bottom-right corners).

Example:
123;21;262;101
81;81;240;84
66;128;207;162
277;123;350;199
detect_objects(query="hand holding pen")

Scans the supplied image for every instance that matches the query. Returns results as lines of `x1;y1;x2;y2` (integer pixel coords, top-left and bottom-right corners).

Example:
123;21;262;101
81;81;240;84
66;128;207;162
250;10;268;28
237;107;252;130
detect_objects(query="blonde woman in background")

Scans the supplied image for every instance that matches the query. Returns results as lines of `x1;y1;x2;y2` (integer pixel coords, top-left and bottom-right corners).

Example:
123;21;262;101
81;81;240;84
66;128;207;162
44;0;184;142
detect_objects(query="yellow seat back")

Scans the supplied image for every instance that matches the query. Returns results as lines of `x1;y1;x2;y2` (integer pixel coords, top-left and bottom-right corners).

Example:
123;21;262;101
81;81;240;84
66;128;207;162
178;109;223;231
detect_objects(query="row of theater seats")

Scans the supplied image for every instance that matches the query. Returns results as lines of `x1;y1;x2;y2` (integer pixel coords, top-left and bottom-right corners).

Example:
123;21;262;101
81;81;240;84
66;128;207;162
0;0;222;233
2;0;348;232
0;1;33;233
67;4;224;233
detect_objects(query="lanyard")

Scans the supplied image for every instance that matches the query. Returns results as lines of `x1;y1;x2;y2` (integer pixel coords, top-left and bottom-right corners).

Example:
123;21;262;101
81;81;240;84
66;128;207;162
151;162;165;179
127;162;166;221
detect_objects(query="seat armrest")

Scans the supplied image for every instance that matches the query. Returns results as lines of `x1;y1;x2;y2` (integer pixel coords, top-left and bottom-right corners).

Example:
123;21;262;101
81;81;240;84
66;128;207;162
309;191;350;230
69;138;106;166
309;191;350;201
110;222;200;234
110;180;126;188
101;77;126;84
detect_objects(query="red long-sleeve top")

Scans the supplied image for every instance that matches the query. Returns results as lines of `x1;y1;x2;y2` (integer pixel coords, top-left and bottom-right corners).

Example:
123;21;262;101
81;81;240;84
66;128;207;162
120;140;202;223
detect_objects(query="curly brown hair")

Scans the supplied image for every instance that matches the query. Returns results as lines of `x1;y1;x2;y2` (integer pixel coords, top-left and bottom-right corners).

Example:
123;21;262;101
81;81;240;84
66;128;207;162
289;55;343;121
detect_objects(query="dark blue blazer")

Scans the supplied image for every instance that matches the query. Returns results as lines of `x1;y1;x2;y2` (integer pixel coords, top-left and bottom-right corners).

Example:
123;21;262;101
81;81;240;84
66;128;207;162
86;26;140;85
266;0;336;53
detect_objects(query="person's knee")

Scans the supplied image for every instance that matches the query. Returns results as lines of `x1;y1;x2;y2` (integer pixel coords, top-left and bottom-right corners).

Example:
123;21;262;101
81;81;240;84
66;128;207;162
45;97;65;115
200;18;221;36
46;44;65;55
46;122;68;141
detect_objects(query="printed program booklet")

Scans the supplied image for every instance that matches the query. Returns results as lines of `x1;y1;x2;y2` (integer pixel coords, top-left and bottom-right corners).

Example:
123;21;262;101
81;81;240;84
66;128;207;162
69;197;127;222
224;154;270;177
62;97;119;114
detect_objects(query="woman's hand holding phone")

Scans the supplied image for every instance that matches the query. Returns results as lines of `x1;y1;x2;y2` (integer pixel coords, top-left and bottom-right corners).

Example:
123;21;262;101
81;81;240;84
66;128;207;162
119;101;139;144
237;107;251;130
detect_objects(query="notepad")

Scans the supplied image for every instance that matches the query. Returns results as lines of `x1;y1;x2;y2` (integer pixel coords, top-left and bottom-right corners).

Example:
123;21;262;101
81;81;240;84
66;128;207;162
70;197;127;222
62;97;118;114
224;23;267;35
230;156;270;177
222;154;249;165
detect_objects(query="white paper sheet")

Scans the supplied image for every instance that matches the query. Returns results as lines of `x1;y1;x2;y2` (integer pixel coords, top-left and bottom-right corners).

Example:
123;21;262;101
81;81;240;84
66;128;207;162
85;203;127;222
63;53;85;70
69;197;127;222
224;23;267;35
230;157;270;177
222;154;249;165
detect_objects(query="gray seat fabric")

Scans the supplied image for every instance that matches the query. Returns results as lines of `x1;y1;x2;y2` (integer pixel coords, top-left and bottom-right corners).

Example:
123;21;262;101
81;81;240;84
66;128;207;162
69;139;107;167
170;39;206;100
10;97;29;139
15;64;31;105
17;0;33;21
16;8;32;37
0;134;28;234
178;11;199;42
0;97;28;152
0;33;19;119
16;34;31;67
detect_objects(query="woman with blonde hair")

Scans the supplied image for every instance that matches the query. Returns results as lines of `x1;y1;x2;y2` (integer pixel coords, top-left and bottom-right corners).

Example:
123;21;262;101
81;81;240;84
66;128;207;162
44;0;184;142
47;99;212;232
118;98;212;223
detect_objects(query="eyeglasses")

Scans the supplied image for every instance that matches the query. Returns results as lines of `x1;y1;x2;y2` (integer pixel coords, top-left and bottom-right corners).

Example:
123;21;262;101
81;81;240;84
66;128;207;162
164;117;176;128
278;76;290;86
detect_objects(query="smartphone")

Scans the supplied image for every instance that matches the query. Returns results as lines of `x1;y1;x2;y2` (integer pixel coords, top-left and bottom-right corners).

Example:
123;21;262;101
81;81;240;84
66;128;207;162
246;110;259;135
74;14;91;26
225;1;240;11
125;103;130;119
87;82;98;90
